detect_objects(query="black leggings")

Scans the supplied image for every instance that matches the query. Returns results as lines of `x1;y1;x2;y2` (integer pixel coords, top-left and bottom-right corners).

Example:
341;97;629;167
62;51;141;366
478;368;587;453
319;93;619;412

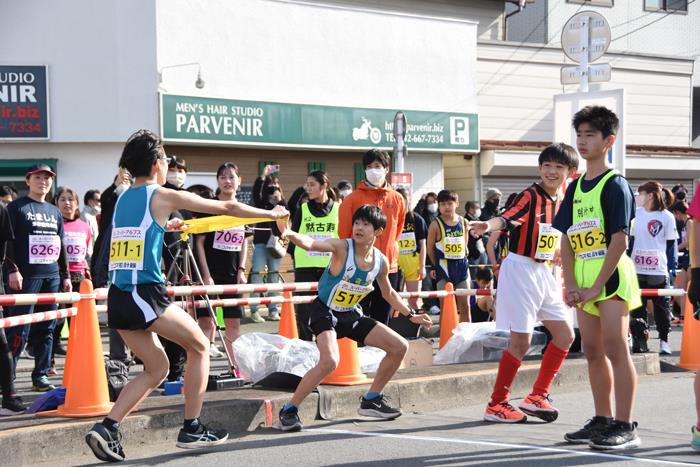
631;274;672;342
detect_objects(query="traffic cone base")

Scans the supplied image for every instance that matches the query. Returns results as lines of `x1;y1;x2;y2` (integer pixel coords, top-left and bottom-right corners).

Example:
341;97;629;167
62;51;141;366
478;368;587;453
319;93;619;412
678;282;700;371
38;279;112;418
439;282;459;349
279;291;299;339
322;338;373;386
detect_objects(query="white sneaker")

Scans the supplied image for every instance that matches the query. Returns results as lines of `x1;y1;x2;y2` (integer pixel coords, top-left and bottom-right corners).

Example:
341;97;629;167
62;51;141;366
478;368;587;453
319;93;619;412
659;340;672;355
268;311;281;321
209;343;224;358
428;306;441;316
249;311;266;323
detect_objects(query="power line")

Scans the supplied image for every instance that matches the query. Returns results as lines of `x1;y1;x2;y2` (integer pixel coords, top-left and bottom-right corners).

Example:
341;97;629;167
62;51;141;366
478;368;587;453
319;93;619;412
611;0;697;42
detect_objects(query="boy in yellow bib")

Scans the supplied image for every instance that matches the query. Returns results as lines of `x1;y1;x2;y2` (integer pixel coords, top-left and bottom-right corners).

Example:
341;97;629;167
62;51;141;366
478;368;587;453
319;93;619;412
554;106;642;450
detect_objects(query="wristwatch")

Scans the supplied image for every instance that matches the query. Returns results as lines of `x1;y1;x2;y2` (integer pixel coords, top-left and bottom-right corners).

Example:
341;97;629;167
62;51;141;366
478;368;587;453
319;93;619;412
406;309;418;318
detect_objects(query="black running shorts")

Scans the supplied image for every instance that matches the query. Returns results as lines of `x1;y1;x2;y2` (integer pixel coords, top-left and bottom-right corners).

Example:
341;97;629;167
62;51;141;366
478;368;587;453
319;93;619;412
307;298;377;344
107;283;170;330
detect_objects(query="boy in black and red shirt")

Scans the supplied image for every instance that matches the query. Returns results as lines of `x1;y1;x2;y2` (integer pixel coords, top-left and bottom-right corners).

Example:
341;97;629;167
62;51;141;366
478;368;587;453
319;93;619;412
470;143;578;423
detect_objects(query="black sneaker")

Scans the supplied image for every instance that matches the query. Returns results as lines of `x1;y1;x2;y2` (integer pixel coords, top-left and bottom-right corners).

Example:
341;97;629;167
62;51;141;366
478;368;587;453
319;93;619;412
32;376;55;392
278;406;303;432
589;420;641;450
564;416;613;444
176;423;229;449
0;396;26;416
85;422;125;462
358;394;402;420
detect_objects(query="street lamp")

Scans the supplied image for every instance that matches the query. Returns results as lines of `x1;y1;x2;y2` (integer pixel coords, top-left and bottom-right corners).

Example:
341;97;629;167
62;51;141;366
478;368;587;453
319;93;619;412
158;62;205;90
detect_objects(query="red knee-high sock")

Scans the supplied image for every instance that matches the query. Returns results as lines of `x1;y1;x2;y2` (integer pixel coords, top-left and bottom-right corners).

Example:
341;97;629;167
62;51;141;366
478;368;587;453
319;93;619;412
532;344;569;396
490;350;521;405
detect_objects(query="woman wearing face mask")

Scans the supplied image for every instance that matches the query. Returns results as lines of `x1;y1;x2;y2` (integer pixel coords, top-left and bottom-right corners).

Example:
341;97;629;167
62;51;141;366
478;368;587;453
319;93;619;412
395;187;427;310
290;171;339;340
51;186;91;365
338;149;407;325
629;181;678;355
165;156;187;190
195;163;249;366
249;185;288;322
420;193;439;227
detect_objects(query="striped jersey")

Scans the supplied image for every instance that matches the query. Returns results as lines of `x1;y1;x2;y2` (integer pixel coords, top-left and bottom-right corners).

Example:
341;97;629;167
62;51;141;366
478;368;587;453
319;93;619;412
109;184;165;290
501;183;560;260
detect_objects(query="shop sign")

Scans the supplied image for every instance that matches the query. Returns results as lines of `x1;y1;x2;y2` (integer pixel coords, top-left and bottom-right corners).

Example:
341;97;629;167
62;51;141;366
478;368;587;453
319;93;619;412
161;94;478;152
0;65;49;139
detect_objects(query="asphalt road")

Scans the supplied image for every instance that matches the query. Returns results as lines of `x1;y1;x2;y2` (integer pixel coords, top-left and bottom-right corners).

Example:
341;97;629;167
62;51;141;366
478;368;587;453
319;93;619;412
50;371;700;467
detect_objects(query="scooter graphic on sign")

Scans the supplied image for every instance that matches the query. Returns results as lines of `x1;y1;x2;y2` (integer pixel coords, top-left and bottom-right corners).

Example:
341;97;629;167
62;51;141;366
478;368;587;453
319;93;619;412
352;117;382;144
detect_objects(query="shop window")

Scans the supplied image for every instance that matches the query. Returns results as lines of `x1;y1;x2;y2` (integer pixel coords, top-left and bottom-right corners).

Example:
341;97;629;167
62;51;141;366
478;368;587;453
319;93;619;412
307;161;326;173
258;160;279;177
354;163;365;188
644;0;687;11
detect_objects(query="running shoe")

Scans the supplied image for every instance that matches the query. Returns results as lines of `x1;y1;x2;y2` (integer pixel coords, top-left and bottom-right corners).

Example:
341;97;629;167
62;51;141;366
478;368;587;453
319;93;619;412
518;393;559;423
209;343;224;358
659;340;672;355
86;422;125;462
268;311;281;321
249;311;266;323
278;406;303;432
0;396;26;416
358;394;402;420
589;420;641;450
564;416;613;444
176;423;229;449
484;400;527;423
32;376;55;392
692;425;700;451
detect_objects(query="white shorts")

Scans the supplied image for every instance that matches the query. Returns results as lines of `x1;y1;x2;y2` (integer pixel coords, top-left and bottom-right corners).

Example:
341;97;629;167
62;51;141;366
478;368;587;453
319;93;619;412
495;253;572;333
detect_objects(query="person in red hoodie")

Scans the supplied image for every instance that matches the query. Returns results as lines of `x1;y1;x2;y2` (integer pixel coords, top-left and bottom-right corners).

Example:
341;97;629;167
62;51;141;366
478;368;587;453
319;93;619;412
338;149;406;325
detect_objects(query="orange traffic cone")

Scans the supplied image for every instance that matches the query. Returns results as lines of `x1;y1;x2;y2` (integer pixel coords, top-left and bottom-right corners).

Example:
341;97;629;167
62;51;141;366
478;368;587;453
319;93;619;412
278;291;299;339
322;338;373;386
439;282;459;349
39;279;112;417
678;282;700;371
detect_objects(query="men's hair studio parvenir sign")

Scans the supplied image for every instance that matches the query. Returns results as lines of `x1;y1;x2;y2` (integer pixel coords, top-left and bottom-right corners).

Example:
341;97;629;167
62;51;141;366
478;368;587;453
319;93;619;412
0;65;49;139
160;94;479;152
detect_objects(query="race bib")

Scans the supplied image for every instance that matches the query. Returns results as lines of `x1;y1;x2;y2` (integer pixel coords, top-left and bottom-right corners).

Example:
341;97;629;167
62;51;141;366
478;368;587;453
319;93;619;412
213;228;245;252
398;231;417;255
109;227;146;271
534;223;561;261
443;235;465;260
64;234;87;263
330;280;373;312
632;249;663;273
567;218;607;260
306;233;333;257
28;235;61;264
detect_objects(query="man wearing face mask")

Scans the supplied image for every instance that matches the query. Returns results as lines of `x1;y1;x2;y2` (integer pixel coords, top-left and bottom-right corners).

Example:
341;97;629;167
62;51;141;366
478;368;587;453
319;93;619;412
338;149;406;325
480;188;502;221
465;201;487;276
337;180;353;201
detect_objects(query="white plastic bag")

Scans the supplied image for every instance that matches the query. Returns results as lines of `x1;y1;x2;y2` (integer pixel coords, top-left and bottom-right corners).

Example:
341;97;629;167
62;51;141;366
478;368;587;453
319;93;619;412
434;322;546;364
358;346;386;374
233;332;319;383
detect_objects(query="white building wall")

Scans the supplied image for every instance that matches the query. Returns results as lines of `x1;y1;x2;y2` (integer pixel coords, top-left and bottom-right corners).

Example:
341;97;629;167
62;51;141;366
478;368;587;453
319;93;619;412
156;0;479;114
507;0;700;86
477;42;694;146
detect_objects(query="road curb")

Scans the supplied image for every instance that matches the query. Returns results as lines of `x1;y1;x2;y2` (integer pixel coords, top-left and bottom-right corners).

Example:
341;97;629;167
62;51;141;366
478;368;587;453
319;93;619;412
0;354;659;464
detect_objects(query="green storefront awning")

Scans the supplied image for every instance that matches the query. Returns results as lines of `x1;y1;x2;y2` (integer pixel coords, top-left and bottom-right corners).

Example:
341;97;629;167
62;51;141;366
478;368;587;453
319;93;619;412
0;159;58;177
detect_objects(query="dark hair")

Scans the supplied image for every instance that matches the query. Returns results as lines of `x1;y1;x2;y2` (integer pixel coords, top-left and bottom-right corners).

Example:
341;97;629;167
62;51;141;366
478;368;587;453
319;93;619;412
437;190;458;203
538;143;579;170
662;187;675;209
572;105;619;138
670;201;688;215
307;170;336;201
465;201;479;213
264;174;280;187
168;155;187;172
119;129;164;177
362;149;391;169
425;191;438;202
186;184;215;199
83;189;100;206
54;186;80;220
352;204;387;231
337;180;352;191
638;180;666;211
396;187;414;222
216;162;239;177
264;185;282;198
475;267;493;283
0;186;14;197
